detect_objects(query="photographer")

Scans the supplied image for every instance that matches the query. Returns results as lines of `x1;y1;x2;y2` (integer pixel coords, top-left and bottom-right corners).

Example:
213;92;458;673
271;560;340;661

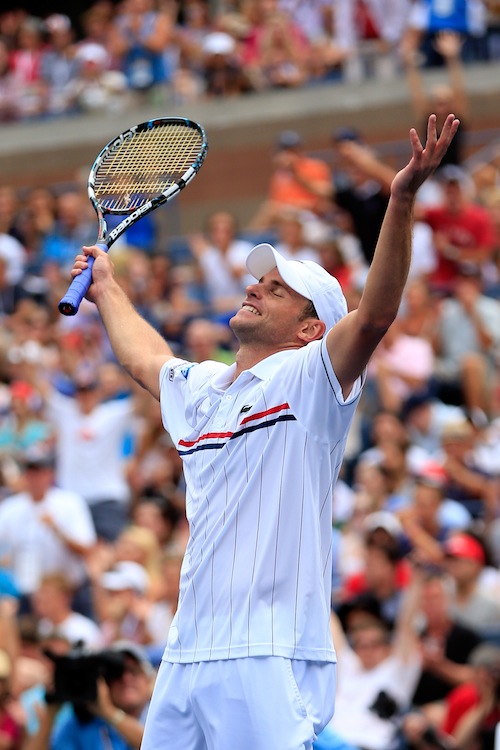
23;641;155;750
442;643;500;750
403;643;500;750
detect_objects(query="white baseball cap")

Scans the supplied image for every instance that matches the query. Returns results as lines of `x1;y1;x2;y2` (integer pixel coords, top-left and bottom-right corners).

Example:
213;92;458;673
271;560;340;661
246;243;348;333
101;561;149;595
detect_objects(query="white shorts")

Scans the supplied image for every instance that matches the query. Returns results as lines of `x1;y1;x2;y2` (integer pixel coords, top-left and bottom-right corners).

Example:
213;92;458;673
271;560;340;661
141;656;337;750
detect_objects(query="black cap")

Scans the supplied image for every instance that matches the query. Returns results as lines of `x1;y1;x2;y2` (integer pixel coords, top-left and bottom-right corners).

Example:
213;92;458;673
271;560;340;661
333;127;362;143
400;388;434;421
336;593;386;631
22;444;56;469
276;130;302;150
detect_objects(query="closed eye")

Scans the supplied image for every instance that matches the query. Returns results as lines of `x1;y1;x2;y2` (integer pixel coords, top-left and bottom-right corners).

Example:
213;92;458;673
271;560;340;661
269;280;287;297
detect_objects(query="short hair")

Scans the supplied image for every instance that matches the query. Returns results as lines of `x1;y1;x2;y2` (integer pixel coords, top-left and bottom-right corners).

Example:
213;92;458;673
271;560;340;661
298;299;319;322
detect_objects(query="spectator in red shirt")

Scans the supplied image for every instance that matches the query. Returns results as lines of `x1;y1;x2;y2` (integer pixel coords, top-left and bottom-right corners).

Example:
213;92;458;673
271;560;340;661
442;643;500;750
417;165;498;295
404;643;500;750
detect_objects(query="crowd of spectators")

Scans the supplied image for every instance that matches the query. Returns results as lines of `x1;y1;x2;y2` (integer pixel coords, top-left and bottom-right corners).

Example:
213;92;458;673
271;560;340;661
1;1;500;750
1;0;500;120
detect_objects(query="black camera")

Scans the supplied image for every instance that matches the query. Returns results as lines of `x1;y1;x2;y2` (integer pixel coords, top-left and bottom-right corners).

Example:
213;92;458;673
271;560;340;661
421;726;454;750
369;690;399;720
45;644;126;706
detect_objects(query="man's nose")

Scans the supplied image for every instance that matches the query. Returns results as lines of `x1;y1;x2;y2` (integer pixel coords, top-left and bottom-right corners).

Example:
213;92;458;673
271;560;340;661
245;281;260;297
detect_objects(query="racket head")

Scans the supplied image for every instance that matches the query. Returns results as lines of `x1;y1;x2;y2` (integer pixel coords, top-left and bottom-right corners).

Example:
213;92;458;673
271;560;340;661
58;117;208;316
88;117;208;220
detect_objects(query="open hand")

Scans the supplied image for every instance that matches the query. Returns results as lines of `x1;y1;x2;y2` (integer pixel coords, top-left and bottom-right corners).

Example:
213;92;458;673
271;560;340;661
391;114;460;200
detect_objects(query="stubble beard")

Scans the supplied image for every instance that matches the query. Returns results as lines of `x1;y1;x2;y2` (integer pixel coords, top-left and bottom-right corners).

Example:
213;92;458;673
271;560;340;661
229;311;257;346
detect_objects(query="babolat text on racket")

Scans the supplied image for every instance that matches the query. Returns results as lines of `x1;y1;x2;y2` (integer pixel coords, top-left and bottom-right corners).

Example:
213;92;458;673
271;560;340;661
58;116;208;316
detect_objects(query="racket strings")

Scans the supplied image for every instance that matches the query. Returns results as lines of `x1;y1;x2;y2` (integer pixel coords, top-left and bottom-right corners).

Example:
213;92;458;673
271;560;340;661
94;125;204;211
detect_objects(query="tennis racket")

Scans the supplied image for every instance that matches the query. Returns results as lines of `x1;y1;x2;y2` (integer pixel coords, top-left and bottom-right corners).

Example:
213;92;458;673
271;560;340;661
58;116;208;316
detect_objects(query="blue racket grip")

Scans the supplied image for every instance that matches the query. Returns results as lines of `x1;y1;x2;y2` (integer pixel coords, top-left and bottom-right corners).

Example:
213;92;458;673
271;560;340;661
58;243;108;316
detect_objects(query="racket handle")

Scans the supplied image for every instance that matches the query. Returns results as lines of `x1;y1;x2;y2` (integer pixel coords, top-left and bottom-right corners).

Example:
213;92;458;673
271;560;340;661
58;243;108;316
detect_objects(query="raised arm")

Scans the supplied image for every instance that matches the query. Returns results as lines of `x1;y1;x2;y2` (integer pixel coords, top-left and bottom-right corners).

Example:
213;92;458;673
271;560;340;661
434;32;469;119
402;47;429;121
71;246;176;400
326;114;460;398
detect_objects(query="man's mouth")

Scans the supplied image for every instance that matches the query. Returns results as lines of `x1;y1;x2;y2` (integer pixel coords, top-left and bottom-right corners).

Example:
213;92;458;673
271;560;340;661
241;304;260;315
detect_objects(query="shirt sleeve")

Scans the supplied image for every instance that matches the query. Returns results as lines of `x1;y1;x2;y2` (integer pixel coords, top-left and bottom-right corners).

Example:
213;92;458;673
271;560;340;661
443;683;480;735
158;358;229;445
275;339;364;444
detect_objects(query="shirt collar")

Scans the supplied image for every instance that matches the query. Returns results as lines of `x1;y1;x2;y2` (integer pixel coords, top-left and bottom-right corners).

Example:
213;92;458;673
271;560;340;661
245;349;298;381
208;349;299;395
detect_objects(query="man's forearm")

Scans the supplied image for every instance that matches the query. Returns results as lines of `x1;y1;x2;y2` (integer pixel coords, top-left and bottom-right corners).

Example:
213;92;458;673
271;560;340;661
357;194;414;330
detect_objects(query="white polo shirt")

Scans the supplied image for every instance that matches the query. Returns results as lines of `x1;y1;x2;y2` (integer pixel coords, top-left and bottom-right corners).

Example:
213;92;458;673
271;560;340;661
46;391;134;505
0;487;97;594
160;337;363;664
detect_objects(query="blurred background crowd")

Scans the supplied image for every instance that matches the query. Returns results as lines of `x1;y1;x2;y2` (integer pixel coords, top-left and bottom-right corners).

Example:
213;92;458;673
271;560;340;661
0;0;499;118
1;1;500;749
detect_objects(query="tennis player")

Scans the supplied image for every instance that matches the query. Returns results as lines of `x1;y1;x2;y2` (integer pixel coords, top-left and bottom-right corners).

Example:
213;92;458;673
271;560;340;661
71;114;459;750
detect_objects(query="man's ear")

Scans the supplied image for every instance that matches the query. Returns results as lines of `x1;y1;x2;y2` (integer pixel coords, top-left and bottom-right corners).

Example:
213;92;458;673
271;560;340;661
297;318;326;344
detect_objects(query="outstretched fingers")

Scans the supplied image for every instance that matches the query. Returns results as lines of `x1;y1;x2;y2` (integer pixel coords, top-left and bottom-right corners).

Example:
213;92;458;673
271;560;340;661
425;113;439;147
433;113;460;153
409;126;424;161
391;114;460;198
419;114;460;170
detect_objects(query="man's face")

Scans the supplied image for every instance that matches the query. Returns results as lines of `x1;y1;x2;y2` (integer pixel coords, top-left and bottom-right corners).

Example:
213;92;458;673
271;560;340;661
443;180;465;211
24;464;54;497
421;578;449;622
444;555;479;586
230;267;316;348
350;626;390;670
108;656;151;715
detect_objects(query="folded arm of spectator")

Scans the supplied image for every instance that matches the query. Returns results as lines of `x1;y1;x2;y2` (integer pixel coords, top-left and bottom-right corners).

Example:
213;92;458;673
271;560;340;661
433;231;495;269
420;641;475;688
396;509;445;566
38;512;94;558
108;5;172;58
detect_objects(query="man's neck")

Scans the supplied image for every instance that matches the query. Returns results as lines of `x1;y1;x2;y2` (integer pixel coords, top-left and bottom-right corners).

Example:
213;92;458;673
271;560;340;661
233;343;300;380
